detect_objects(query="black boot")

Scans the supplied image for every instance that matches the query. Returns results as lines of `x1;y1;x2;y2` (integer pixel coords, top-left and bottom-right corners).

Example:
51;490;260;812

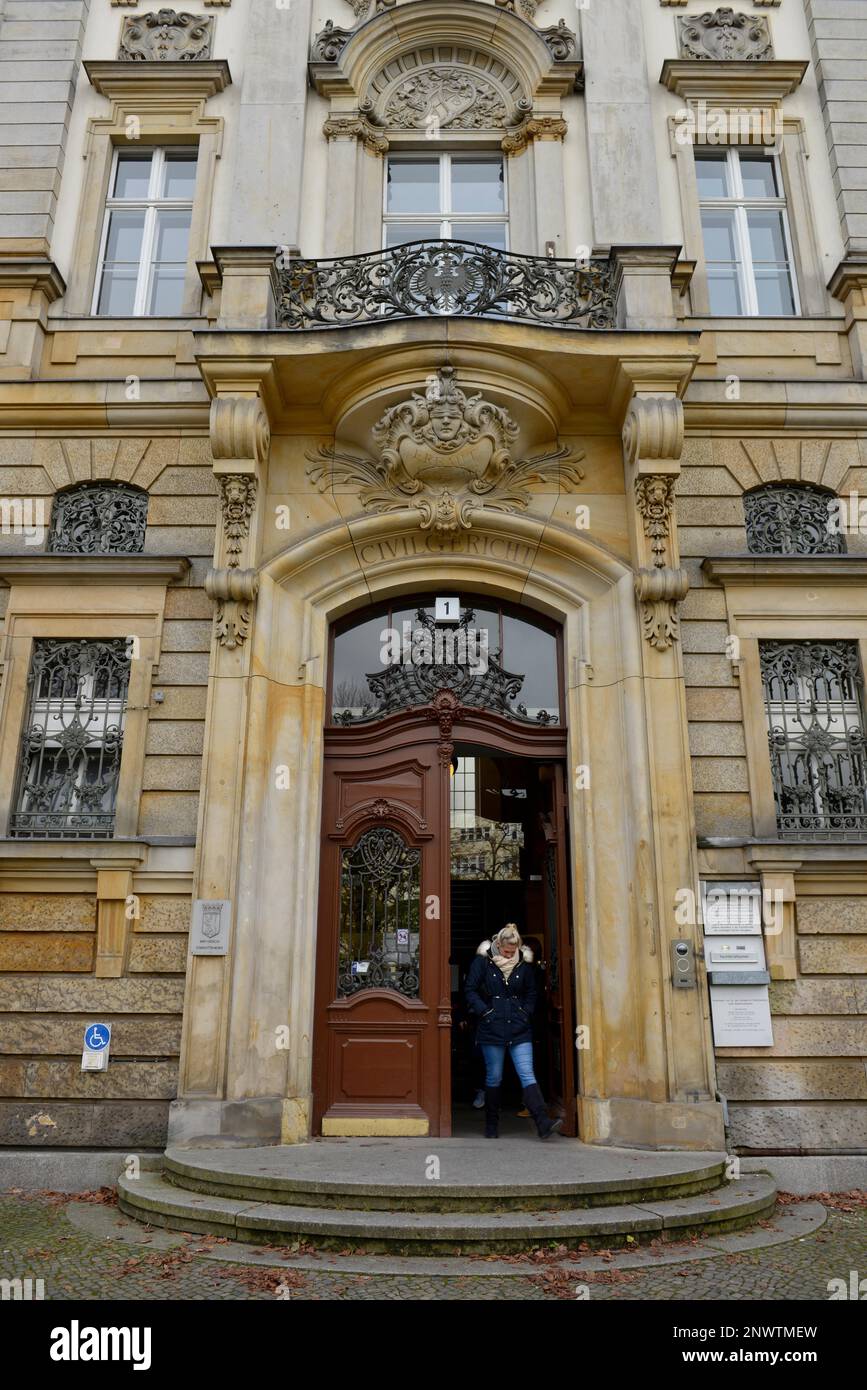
484;1086;501;1138
522;1083;563;1140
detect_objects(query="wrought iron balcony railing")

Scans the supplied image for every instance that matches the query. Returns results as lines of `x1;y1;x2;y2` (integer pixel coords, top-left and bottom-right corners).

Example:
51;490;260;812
276;239;615;331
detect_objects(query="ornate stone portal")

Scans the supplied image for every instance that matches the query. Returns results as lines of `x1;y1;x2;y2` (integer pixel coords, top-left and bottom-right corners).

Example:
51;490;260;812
307;367;584;532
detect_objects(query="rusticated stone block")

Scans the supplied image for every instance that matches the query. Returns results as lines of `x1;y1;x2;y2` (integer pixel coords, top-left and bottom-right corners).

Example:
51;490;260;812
0;976;184;1012
690;757;750;792
693;792;753;838
717;1059;867;1101
798;937;867;974
797;897;867;934
688;723;747;756
729;1103;867;1152
769;978;861;1015
137;793;199;838
685;688;743;721
719;1017;866;1057
127;936;188;973
0;1101;169;1148
146;686;207;720
142;756;203;792
0;934;94;972
145;721;205;756
0;1016;181;1056
0;893;95;930
8;1060;179;1100
135;897;192;935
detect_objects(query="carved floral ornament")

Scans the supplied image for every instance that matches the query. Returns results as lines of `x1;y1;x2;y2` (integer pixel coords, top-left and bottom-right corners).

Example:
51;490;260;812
677;8;774;62
118;9;213;61
307;366;584;534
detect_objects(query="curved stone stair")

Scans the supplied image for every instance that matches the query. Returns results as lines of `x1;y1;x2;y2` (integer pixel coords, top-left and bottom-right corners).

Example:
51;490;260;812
117;1140;777;1256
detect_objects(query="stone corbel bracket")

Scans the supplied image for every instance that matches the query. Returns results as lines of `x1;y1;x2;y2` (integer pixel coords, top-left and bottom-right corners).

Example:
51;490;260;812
205;566;260;650
635;567;690;652
210;394;270;566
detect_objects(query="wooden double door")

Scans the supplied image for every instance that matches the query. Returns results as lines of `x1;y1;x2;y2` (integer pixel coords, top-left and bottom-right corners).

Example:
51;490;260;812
312;701;575;1136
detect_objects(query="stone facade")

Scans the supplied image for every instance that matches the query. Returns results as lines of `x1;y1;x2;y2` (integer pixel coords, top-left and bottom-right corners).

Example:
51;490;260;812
0;0;863;1159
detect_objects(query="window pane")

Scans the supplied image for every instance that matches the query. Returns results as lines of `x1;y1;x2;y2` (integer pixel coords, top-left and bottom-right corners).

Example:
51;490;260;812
162;153;198;200
502;615;558;718
451;222;507;250
153;208;191;263
97;269;138;316
754;269;795;316
701;209;738;263
451;158;504;214
113;153;152;200
385;222;441;247
149;269;186;315
740;156;778;199
386;159;440;215
707;270;743;315
103;209;145;263
695;155;729;198
747;209;788;265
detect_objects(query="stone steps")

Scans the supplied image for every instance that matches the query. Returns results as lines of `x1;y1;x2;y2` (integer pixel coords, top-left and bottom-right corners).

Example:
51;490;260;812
117;1170;777;1256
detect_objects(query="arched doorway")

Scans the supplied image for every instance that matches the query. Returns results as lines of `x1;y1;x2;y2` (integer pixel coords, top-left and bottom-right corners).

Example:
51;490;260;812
312;595;577;1136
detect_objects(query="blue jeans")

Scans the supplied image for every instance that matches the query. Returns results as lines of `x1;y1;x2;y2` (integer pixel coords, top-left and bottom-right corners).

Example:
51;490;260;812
481;1041;537;1089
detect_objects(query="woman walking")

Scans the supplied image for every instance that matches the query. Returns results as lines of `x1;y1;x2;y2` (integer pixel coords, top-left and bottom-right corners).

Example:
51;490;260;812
464;924;563;1140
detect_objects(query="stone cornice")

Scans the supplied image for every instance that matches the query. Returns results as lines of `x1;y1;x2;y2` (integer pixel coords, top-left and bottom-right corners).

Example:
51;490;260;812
84;59;232;101
0;556;191;585
0;257;66;302
828;256;867;303
660;59;808;104
702;556;867;586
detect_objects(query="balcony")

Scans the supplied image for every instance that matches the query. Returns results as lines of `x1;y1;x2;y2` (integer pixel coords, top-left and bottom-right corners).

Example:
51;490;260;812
275;239;616;332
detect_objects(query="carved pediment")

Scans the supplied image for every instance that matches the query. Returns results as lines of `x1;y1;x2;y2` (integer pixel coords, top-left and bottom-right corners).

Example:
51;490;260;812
307;367;584;533
119;9;213;61
365;49;529;130
677;8;774;62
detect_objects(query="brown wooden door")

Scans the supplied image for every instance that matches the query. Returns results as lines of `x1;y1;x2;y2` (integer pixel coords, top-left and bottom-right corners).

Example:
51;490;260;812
541;762;578;1135
312;711;451;1136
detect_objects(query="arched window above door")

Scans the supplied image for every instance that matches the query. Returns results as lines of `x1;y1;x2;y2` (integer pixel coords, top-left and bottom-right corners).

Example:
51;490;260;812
330;596;562;726
743;482;844;556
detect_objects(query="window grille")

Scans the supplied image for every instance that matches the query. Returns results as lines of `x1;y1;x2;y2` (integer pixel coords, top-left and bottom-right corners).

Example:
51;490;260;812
744;483;843;556
48;482;148;555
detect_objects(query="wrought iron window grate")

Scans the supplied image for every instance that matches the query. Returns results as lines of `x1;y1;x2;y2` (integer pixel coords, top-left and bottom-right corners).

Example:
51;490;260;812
744;484;844;556
760;639;867;841
10;639;131;840
48;482;148;555
277;239;615;331
337;827;421;998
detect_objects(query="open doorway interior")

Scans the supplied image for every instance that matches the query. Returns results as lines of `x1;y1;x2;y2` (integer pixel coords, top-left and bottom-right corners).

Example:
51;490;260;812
449;747;577;1136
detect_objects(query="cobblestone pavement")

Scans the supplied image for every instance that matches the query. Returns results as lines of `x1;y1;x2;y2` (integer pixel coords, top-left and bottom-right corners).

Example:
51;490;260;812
1;1193;865;1301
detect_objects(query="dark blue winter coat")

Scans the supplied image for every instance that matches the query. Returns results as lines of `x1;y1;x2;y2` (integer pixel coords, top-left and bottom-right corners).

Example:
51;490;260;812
464;943;537;1047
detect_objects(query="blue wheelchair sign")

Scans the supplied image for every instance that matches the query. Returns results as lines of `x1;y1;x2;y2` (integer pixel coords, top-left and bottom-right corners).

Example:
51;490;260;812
84;1023;111;1051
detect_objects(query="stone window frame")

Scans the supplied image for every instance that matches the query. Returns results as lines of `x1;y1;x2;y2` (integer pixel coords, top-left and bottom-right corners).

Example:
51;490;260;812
0;558;188;849
64;62;229;318
702;558;867;842
670;116;825;318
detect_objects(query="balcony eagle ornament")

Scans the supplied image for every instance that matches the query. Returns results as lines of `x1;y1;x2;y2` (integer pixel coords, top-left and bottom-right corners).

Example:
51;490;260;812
307;367;584;533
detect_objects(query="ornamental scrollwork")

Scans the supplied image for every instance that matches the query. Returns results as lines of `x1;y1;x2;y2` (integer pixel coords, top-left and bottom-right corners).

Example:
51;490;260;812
48;482;148;555
311;21;353;63
118;8;213;61
676;8;774;62
622;397;684;467
307;367;584;534
384;68;512;129
634;568;689;652
204;567;259;650
537;20;578;62
218;475;257;567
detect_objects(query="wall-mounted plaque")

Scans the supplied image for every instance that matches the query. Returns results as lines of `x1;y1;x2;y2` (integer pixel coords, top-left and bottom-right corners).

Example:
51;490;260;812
191;899;231;955
710;984;774;1047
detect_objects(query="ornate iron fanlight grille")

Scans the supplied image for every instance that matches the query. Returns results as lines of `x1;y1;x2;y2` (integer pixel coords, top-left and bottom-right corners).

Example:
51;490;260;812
333;607;559;726
760;639;867;840
744;484;844;556
48;482;149;555
10;639;131;840
277;239;615;331
337;827;421;998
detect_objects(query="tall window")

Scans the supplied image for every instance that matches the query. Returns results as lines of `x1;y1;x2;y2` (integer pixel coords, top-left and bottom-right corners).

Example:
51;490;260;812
10;639;131;840
744;482;844;557
94;148;197;316
760;639;867;841
47;481;148;555
696;148;798;316
384;153;507;249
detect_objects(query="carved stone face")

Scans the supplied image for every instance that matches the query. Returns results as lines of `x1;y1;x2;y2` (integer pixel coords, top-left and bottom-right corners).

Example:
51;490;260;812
428;402;465;444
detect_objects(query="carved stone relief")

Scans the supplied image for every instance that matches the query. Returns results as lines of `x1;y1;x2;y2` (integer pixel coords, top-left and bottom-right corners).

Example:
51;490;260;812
635;475;677;568
205;567;259;650
676;8;774;61
118;9;213;61
383;68;512;130
218;475;257;568
307;367;584;533
634;568;690;652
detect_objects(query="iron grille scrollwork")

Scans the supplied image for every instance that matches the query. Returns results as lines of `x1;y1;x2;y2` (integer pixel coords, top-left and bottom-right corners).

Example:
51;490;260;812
744;484;844;557
760;639;867;841
338;827;421;998
333;607;559;726
277;239;615;331
10;639;131;840
48;482;149;555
